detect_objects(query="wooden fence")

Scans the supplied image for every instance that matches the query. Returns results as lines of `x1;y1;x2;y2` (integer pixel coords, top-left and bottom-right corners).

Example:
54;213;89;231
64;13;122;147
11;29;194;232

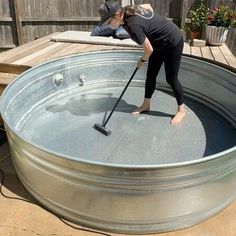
0;0;235;54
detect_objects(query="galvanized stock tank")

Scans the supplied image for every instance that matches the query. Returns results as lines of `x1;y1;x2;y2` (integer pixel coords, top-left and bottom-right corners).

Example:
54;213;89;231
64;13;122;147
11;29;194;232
1;50;236;234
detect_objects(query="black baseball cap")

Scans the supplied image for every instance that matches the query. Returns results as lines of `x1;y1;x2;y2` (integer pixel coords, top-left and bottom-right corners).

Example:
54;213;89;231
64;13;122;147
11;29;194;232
99;1;122;25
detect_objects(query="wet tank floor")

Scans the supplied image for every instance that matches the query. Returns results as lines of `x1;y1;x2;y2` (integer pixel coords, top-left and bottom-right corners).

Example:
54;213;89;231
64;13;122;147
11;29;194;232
19;84;236;166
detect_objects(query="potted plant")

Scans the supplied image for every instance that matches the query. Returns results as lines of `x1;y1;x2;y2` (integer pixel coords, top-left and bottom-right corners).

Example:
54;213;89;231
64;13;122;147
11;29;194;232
206;5;236;45
188;0;208;40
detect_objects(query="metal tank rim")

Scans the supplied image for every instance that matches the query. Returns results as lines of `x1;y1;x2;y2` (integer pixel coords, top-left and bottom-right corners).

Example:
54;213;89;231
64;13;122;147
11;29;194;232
1;49;236;170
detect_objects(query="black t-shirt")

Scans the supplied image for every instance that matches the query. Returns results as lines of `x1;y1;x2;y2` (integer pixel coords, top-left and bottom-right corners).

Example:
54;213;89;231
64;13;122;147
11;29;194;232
123;10;182;52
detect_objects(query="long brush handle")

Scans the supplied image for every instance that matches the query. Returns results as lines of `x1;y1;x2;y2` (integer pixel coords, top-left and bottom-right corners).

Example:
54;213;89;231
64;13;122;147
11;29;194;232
102;67;138;127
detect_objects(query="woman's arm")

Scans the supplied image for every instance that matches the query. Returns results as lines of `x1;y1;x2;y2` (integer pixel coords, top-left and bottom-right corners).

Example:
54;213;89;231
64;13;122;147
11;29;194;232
141;37;153;61
90;25;115;36
137;37;153;68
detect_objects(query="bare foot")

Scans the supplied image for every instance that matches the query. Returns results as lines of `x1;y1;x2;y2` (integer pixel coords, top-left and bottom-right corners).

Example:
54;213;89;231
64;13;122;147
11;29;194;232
132;105;150;115
171;105;186;125
132;98;151;115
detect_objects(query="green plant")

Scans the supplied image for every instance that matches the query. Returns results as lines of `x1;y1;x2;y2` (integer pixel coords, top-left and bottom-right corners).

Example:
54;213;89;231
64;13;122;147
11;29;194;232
188;0;208;31
208;5;236;28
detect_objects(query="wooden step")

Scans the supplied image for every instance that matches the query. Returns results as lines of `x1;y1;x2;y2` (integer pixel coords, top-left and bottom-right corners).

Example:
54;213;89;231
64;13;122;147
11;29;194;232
0;63;31;74
0;72;18;95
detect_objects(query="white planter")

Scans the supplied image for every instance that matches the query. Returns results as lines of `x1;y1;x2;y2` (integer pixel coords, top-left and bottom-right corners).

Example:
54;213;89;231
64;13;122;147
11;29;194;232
205;25;229;46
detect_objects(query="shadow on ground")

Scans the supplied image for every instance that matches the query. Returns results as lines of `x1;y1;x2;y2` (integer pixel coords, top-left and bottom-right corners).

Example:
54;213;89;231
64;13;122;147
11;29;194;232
0;144;33;201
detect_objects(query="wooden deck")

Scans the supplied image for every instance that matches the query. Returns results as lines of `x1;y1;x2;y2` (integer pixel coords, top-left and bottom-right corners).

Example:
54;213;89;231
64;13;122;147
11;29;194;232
183;41;236;69
0;32;235;95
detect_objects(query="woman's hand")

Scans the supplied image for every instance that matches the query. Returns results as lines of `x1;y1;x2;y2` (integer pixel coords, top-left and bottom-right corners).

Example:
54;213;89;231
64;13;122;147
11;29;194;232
137;57;146;68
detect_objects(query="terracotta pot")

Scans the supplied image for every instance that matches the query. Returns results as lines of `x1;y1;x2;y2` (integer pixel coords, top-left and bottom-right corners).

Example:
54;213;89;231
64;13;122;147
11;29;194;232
191;31;201;40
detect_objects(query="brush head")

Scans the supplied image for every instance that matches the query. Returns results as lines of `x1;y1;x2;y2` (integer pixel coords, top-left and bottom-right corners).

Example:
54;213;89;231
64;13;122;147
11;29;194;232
93;124;112;136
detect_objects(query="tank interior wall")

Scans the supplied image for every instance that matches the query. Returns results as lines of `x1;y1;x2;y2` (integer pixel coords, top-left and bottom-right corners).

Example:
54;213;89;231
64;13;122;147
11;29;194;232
2;51;236;130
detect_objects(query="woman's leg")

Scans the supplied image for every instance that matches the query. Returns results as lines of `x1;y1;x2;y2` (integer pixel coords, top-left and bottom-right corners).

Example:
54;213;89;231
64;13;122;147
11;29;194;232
132;51;165;115
164;39;186;124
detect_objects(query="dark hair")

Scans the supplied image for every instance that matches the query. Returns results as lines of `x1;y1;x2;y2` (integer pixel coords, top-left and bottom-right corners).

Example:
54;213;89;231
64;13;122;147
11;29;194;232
121;5;151;18
122;5;139;17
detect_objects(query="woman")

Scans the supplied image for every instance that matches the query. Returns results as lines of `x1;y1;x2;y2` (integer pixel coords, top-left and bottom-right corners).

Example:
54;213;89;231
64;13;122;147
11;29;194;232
99;1;186;125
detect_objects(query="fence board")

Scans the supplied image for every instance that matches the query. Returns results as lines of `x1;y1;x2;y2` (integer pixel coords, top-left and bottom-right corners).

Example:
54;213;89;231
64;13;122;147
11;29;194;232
13;0;24;45
0;0;11;17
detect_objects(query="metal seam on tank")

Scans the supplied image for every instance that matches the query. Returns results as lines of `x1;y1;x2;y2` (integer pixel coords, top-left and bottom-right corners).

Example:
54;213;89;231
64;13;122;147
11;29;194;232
13;164;236;224
180;61;235;83
33;192;226;227
4;73;53;115
7;169;236;232
182;59;236;82
13;178;194;230
158;85;236;127
180;64;236;91
184;88;236;117
60;58;139;69
9;134;236;191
